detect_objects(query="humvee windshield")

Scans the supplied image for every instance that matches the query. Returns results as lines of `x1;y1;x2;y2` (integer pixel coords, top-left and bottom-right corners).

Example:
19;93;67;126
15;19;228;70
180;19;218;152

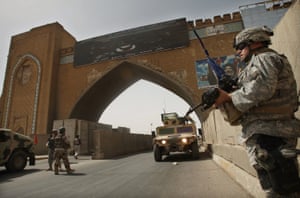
157;128;175;135
177;126;194;133
157;125;194;135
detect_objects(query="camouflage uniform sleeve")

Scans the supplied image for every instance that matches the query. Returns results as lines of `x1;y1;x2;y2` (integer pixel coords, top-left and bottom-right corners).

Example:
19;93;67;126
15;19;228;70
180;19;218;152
231;52;281;112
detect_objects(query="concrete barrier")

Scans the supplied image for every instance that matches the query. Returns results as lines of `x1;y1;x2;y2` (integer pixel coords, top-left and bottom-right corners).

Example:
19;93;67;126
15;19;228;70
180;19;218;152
91;129;152;159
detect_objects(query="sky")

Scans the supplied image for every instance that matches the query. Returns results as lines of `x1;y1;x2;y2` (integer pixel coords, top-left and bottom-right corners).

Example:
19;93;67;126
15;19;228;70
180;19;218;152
0;0;261;134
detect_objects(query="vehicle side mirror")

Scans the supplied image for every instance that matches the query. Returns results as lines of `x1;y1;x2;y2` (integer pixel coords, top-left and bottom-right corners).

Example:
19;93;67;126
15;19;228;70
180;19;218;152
198;128;202;136
151;131;156;138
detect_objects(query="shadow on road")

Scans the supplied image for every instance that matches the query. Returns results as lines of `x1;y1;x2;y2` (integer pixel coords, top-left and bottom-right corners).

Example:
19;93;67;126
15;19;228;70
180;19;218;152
61;172;86;176
0;168;41;183
162;151;212;162
0;168;87;183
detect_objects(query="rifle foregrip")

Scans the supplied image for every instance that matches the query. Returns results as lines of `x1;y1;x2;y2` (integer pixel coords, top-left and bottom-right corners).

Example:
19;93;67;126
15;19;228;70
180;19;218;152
201;88;220;110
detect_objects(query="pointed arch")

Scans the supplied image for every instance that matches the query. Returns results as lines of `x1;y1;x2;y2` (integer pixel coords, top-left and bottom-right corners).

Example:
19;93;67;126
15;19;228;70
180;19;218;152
4;54;41;134
70;61;197;122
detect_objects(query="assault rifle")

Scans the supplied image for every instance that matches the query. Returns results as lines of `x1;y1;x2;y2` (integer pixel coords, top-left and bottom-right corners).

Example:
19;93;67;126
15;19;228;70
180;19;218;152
185;28;237;117
185;87;219;117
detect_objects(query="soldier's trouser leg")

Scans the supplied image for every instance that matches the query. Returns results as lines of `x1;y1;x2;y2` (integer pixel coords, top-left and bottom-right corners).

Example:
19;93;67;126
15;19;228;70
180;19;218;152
54;151;62;175
62;151;73;174
255;167;272;190
251;135;300;195
264;150;300;195
48;150;54;170
54;160;60;174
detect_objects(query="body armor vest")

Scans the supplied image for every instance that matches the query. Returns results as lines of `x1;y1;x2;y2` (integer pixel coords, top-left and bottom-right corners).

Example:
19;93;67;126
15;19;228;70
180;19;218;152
54;134;64;149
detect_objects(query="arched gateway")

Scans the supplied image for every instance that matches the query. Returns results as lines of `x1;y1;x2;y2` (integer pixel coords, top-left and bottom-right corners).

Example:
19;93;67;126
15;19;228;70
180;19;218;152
0;15;243;153
70;60;195;121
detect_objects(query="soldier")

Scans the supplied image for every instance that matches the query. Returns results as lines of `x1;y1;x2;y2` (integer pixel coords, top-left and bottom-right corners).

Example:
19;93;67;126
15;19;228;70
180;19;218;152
54;127;74;175
46;129;57;171
73;135;81;159
214;26;300;197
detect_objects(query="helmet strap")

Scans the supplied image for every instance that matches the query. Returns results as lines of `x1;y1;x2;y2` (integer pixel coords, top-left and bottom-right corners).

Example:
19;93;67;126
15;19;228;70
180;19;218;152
249;42;265;50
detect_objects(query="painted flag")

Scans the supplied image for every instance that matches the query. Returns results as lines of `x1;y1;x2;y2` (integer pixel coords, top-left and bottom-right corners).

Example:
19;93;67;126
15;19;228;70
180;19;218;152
207;57;225;81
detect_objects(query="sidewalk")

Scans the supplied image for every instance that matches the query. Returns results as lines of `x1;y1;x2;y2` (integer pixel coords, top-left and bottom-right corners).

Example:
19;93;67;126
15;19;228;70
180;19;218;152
36;155;48;160
35;155;92;160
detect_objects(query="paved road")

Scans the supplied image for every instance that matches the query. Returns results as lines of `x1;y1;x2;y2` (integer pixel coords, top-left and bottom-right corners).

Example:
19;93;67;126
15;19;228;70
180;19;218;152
0;151;252;198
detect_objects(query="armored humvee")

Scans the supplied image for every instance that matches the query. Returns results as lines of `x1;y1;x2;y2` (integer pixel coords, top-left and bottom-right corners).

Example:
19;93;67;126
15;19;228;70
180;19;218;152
152;112;201;161
0;128;35;172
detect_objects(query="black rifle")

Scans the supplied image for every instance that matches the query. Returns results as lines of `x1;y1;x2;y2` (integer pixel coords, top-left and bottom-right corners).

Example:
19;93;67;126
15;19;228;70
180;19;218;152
185;87;219;117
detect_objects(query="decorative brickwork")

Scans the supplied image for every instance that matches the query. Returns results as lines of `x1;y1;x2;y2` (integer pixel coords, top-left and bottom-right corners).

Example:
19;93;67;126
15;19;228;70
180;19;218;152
4;54;41;136
191;12;242;29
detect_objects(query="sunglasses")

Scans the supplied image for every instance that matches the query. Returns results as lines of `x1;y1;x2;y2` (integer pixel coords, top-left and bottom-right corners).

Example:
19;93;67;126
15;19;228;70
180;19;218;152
235;43;248;51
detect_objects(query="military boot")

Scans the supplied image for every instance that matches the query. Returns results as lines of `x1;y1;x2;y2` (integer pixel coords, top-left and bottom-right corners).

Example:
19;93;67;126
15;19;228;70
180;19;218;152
66;165;75;174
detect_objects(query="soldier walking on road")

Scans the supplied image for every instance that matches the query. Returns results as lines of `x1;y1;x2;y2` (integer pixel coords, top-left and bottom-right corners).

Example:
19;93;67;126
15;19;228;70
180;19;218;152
54;127;74;175
73;135;81;159
46;129;57;171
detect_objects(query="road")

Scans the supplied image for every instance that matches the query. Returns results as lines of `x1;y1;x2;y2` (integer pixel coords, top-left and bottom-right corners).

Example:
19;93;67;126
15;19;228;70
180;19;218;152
0;151;252;198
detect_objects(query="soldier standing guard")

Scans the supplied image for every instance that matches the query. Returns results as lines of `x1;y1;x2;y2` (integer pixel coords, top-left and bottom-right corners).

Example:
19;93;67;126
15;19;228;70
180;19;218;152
54;127;74;175
214;26;300;197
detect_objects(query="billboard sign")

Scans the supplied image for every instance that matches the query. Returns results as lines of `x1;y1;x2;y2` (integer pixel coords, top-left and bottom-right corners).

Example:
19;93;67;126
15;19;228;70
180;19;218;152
74;18;189;66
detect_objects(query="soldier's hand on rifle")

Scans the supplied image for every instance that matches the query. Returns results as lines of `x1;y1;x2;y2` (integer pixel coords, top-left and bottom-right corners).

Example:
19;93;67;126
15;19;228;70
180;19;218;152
214;88;232;107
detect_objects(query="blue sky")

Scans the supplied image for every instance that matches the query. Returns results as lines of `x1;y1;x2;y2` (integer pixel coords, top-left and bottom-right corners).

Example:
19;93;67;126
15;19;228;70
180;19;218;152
0;0;260;134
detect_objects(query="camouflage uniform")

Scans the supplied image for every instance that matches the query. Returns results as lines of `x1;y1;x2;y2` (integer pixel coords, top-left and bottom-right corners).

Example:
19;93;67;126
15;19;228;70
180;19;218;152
231;26;300;197
47;135;55;170
54;130;73;175
231;47;300;140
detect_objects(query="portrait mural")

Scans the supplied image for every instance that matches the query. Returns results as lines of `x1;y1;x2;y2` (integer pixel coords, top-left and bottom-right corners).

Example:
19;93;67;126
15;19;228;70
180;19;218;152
195;54;242;88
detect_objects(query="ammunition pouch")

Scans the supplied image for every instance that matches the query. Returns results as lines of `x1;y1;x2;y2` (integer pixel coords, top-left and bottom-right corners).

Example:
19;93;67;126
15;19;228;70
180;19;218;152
219;102;242;126
219;102;294;126
250;104;294;116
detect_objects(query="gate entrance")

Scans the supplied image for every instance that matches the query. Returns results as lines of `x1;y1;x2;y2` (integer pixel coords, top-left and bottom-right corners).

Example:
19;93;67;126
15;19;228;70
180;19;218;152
0;15;243;153
70;61;195;122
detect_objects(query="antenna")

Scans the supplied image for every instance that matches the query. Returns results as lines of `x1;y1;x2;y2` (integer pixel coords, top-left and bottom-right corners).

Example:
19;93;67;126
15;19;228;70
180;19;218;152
162;98;166;113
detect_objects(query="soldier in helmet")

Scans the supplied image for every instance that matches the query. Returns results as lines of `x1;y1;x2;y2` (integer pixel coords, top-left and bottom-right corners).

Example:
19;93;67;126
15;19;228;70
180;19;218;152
214;26;300;197
46;129;57;171
53;127;74;175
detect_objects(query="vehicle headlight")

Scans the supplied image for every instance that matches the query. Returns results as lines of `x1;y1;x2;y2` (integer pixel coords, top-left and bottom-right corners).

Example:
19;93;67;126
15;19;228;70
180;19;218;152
181;138;188;144
161;140;167;144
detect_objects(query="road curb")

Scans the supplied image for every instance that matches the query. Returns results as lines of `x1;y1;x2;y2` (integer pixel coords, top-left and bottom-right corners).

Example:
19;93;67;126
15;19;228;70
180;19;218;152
212;154;265;198
36;155;48;160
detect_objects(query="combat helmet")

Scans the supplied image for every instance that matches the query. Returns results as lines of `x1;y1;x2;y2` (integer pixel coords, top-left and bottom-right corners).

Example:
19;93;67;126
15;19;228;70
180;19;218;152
233;26;273;49
59;127;66;134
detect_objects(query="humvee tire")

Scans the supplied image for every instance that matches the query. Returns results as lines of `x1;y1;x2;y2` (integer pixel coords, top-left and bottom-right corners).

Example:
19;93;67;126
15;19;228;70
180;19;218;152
154;145;162;162
6;150;27;172
0;128;35;172
191;142;200;160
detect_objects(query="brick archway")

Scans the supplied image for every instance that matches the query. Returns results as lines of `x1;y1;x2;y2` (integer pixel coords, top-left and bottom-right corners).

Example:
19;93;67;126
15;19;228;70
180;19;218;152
0;16;243;150
70;61;196;122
